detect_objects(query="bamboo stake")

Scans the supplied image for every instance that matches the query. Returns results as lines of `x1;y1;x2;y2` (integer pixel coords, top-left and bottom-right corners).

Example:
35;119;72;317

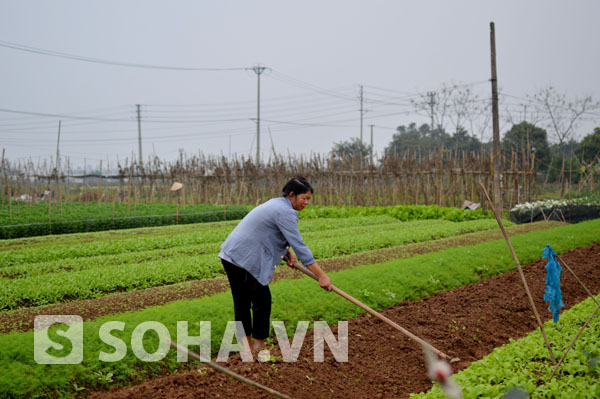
556;255;599;306
112;191;117;220
48;188;52;225
479;181;556;362
99;160;103;206
290;261;456;362
168;342;293;399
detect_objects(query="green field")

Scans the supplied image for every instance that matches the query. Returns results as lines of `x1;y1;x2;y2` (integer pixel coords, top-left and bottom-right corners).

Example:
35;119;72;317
0;219;598;398
0;216;504;309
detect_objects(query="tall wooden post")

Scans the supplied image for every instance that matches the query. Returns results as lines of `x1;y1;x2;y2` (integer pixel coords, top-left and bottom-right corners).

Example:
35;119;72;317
490;22;503;210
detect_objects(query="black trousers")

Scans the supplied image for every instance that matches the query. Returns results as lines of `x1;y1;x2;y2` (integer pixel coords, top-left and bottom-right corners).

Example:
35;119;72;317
222;259;272;340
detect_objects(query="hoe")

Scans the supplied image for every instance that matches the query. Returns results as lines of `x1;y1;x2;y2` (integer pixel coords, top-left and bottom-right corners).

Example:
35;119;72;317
289;260;458;363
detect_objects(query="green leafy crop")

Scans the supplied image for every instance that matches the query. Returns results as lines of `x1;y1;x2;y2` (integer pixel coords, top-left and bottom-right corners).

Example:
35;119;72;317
0;217;504;310
411;294;600;399
0;219;598;398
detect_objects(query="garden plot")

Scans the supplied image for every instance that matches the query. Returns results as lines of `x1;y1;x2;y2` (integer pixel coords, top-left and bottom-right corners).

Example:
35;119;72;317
0;217;506;310
0;219;598;398
0;220;559;335
86;242;600;399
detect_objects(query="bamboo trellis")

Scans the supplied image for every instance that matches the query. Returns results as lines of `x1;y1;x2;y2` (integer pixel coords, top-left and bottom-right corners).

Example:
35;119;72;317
3;147;590;210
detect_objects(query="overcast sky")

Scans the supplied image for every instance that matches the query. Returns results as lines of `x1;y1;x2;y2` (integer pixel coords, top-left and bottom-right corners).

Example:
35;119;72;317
1;1;599;169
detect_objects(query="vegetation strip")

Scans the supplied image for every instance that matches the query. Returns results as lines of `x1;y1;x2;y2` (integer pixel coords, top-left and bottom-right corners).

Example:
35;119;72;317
298;204;491;221
0;221;561;334
0;215;398;262
0;202;252;239
1;203;491;239
0;220;240;251
0;219;598;398
411;294;600;398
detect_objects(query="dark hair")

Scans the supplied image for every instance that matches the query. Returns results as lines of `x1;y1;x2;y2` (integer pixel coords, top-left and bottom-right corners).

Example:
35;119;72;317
282;175;313;197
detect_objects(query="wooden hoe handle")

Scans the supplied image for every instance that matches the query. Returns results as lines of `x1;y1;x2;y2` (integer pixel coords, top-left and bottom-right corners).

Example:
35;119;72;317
290;262;454;362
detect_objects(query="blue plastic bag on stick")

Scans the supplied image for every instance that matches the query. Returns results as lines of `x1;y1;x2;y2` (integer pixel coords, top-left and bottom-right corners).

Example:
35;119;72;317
543;245;564;323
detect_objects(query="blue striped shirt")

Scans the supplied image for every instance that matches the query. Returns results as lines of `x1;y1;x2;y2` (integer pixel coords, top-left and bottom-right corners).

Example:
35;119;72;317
219;197;316;285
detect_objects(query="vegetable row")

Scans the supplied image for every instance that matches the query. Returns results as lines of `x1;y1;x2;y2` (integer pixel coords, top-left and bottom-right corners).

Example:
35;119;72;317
1;202;492;239
411;294;600;398
0;202;251;239
300;204;491;222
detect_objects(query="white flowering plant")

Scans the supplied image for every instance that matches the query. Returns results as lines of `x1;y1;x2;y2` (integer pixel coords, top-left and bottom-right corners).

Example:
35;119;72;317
510;194;600;212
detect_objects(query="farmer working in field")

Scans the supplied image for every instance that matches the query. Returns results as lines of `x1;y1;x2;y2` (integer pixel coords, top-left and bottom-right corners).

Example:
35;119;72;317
219;175;333;352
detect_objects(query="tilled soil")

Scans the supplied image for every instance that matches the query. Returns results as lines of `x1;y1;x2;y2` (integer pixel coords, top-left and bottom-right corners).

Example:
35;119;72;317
89;241;599;399
0;221;560;334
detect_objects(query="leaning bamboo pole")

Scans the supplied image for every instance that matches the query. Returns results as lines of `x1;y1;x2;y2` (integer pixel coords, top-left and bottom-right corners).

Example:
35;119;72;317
479;181;556;363
548;301;600;381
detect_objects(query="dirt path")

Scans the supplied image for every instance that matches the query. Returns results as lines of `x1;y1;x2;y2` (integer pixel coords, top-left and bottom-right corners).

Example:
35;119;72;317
0;221;560;334
88;240;600;399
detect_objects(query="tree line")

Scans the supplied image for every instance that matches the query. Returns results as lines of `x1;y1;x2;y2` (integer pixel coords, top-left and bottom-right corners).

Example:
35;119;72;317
332;85;600;188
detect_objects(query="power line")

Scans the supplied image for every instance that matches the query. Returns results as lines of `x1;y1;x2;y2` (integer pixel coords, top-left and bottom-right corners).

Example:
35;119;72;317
143;103;356;121
362;85;419;97
268;69;357;101
0;107;257;124
260;118;354;128
142;85;357;109
0;40;248;71
144;95;355;115
0;111;133;129
0;107;134;122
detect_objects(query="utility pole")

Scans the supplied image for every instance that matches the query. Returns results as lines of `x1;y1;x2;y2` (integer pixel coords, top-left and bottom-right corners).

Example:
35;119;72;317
427;92;436;131
55;120;61;176
252;65;266;164
136;104;143;167
1;148;5;186
359;85;364;143
369;124;374;166
490;22;502;211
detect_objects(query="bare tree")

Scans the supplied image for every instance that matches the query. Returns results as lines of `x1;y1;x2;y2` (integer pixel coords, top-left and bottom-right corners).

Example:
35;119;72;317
447;86;473;135
526;87;599;196
504;102;544;128
411;82;491;142
455;88;491;143
410;82;457;133
530;86;599;150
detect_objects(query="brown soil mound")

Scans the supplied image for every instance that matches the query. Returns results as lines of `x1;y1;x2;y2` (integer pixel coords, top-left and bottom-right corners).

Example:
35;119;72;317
0;221;559;334
89;241;600;399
